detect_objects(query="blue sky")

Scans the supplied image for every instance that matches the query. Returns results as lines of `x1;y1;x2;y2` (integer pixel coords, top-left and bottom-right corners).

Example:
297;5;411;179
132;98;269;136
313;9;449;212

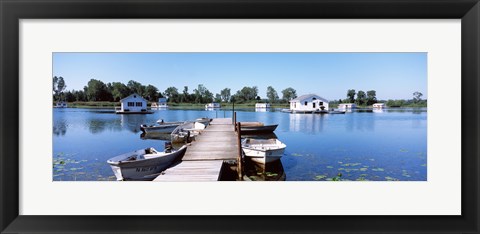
53;52;427;100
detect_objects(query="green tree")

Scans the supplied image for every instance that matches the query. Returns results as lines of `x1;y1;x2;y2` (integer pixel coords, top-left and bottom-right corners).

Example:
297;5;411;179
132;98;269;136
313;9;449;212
110;82;130;101
164;87;179;103
281;87;297;101
214;94;222;103
52;76;67;101
266;86;279;103
64;91;75;102
366;90;377;105
144;85;159;102
52;76;58;96
235;86;258;103
73;90;86;101
193;84;212;103
85;79;109;101
127;80;144;95
220;88;231;102
347;89;356;103
181;86;189;103
356;90;366;105
413;91;423;103
204;89;214;103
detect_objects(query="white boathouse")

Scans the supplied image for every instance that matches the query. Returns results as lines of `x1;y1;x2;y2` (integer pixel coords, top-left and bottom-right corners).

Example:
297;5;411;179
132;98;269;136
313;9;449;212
205;102;221;109
255;103;271;108
152;98;168;108
338;103;357;110
372;103;386;109
116;93;150;114
289;94;329;113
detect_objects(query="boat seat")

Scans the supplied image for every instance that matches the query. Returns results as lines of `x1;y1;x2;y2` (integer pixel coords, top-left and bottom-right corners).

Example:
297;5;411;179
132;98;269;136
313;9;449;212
143;154;159;159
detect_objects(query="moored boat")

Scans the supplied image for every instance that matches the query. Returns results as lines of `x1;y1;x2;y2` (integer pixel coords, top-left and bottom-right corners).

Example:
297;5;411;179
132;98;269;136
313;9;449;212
140;120;184;134
242;138;287;164
171;121;208;143
240;124;278;134
329;110;346;114
106;143;187;181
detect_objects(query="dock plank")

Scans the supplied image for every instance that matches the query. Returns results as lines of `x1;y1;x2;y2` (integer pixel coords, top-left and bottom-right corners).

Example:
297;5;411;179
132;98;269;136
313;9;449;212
153;160;224;181
154;118;239;181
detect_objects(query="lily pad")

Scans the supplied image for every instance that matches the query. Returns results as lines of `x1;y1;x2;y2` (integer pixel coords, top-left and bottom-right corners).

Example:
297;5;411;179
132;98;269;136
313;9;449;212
385;176;399;181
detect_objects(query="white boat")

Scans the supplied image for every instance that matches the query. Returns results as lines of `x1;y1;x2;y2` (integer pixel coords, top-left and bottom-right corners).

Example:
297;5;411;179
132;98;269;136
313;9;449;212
242;138;287;164
205;102;221;109
171;121;208;143
107;144;187;181
140;120;184;134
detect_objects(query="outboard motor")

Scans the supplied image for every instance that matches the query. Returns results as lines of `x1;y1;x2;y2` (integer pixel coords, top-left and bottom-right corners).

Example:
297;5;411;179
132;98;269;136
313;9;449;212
140;124;147;133
164;141;173;153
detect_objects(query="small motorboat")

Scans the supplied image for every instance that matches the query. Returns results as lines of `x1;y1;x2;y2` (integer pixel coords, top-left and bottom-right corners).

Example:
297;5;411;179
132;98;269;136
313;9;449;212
240;124;278;134
242;138;287;164
171;121;208;143
195;117;211;126
107;142;187;181
140;119;184;134
329;110;346;114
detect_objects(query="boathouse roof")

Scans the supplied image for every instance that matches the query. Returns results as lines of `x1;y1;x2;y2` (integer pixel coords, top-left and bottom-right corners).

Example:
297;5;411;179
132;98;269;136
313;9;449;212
290;94;329;103
120;93;148;102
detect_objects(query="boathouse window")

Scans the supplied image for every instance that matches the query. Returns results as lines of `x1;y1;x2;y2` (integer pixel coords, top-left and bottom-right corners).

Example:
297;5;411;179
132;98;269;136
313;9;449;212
127;102;134;107
304;101;308;106
136;102;143;107
313;103;316;108
320;102;323;105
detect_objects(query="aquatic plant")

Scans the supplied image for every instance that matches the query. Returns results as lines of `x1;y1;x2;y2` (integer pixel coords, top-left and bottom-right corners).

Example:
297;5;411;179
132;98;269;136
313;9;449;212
314;175;327;180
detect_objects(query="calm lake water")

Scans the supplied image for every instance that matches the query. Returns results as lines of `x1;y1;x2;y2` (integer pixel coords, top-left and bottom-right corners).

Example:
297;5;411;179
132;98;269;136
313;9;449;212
53;108;427;181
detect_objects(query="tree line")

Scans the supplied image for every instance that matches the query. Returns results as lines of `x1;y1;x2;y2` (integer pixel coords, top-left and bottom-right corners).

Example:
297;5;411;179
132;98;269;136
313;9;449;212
329;89;426;107
53;76;298;104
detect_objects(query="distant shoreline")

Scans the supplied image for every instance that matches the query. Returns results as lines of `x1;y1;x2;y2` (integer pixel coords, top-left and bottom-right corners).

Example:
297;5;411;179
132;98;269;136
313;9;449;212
55;101;426;109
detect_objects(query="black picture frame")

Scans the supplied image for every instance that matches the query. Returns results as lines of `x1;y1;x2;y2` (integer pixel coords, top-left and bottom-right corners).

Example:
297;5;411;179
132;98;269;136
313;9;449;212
1;0;479;233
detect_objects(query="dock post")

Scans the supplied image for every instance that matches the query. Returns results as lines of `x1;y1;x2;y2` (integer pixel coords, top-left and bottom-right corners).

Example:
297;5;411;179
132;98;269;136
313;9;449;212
233;112;237;131
236;122;243;180
232;101;235;124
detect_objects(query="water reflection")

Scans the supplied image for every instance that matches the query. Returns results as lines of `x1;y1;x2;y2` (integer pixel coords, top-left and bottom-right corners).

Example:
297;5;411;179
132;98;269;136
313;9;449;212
289;113;325;133
244;160;286;181
87;118;122;134
255;108;268;112
53;120;67;136
120;114;147;133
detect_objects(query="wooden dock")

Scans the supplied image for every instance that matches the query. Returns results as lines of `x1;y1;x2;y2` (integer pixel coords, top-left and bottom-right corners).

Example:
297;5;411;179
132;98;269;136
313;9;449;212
154;118;238;182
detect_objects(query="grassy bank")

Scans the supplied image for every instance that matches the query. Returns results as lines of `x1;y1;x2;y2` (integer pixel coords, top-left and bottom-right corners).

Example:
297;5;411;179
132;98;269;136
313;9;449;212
61;101;118;108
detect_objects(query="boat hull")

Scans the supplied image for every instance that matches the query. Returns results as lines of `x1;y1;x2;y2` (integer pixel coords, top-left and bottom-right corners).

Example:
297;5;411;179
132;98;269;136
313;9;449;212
240;124;278;134
243;147;285;164
141;124;180;134
107;146;187;181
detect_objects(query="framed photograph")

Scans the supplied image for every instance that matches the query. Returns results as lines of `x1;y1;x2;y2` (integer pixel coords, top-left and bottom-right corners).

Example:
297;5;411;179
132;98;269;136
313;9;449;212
1;0;478;233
